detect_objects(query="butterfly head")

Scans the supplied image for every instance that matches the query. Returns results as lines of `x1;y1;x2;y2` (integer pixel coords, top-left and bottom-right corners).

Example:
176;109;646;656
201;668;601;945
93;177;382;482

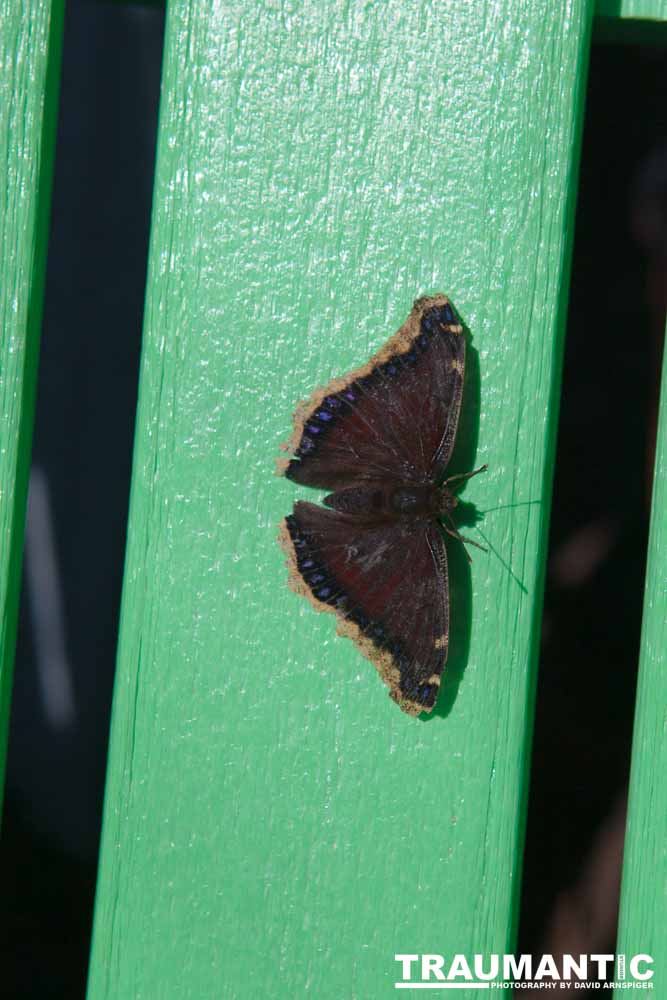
437;487;457;516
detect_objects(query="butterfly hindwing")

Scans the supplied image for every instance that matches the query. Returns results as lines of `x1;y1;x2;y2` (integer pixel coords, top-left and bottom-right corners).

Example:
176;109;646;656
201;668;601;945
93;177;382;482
280;501;449;715
278;295;466;490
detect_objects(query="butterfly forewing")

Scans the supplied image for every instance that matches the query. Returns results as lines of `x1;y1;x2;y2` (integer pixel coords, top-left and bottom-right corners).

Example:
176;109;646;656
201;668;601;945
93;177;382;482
279;295;465;490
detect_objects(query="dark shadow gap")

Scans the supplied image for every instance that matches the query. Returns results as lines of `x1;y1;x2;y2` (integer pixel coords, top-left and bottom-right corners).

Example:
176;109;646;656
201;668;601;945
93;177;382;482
518;42;666;982
0;3;165;997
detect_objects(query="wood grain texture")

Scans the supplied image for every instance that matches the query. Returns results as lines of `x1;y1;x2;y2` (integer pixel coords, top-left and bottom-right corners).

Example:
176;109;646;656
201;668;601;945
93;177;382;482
0;0;63;793
88;2;594;997
615;343;667;994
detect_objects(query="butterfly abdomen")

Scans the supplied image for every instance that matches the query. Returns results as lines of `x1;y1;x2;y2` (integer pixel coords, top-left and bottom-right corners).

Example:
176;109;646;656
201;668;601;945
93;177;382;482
323;483;441;518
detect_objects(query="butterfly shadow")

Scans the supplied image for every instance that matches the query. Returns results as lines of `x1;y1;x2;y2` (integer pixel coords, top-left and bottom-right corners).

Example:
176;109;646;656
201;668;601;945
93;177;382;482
427;327;483;721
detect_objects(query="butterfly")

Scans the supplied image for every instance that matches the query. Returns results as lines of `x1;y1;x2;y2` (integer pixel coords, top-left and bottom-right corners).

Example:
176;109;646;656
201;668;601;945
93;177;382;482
277;294;486;716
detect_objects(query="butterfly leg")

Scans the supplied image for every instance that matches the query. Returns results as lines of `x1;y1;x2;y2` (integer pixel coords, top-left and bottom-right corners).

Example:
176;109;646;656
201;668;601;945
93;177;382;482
443;464;488;489
442;515;488;562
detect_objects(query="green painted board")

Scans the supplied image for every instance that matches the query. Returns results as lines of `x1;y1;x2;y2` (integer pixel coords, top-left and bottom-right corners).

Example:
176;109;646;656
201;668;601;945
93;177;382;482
594;0;667;43
88;2;594;997
596;0;667;19
615;341;667;995
0;0;63;795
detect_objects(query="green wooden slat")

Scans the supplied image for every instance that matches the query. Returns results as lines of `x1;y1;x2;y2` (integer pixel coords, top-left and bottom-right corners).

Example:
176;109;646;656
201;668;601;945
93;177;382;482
615;341;667;995
88;2;593;997
596;0;667;19
0;0;64;797
594;0;667;44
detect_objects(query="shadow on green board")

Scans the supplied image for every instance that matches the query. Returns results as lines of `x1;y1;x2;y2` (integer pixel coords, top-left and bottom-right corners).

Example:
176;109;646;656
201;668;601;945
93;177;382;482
594;16;667;47
427;322;484;721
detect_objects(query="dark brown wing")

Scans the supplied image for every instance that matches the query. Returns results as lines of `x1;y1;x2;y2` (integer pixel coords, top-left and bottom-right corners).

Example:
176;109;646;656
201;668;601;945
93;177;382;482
279;501;450;716
277;295;465;490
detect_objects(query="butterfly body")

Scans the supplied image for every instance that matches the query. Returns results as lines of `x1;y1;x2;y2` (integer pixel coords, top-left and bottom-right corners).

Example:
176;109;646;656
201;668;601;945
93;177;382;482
278;294;480;717
323;482;456;519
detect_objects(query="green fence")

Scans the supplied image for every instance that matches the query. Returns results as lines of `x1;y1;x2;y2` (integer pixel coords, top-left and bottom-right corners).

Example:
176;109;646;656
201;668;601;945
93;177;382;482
0;1;665;997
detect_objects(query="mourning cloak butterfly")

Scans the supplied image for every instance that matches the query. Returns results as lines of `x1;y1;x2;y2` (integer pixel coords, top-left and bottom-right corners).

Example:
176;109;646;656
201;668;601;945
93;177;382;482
277;294;486;716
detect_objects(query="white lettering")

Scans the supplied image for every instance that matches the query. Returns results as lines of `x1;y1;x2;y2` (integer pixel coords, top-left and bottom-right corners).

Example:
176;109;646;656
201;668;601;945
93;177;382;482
535;954;560;980
421;955;446;981
504;954;532;980
617;954;626;980
629;955;653;981
447;954;473;980
590;955;614;978
395;954;418;980
562;955;587;981
473;953;499;980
